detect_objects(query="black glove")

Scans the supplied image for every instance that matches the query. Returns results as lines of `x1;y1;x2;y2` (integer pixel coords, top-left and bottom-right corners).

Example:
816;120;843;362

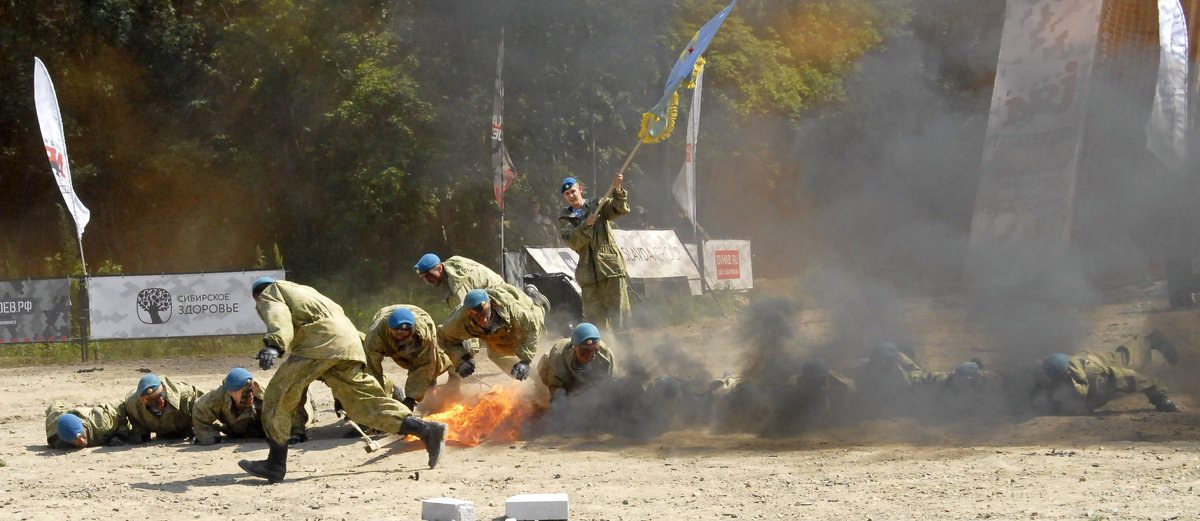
511;361;531;381
401;397;417;410
128;432;151;445
256;346;281;370
391;386;405;402
105;435;126;447
457;356;476;378
193;436;222;446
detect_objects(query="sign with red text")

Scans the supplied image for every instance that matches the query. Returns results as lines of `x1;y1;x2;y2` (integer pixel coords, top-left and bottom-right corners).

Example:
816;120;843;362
703;240;753;289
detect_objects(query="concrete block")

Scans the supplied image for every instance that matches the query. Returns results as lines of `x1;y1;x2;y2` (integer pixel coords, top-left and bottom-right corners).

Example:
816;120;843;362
505;493;569;520
421;497;475;521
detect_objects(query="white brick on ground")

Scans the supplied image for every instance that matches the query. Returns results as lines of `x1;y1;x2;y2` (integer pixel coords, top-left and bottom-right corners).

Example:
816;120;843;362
505;493;569;520
421;497;476;521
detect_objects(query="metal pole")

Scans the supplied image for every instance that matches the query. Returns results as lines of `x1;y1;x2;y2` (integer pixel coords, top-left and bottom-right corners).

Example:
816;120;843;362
76;236;90;361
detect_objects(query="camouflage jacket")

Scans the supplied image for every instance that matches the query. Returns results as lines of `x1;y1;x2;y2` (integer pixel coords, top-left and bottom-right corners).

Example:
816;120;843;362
45;400;131;448
364;304;452;401
256;280;365;362
537;337;616;397
435;256;506;310
439;284;545;364
124;376;204;440
191;380;264;443
559;189;630;285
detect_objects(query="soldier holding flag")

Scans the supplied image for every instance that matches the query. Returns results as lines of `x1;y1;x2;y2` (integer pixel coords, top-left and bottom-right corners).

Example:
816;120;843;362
559;173;633;348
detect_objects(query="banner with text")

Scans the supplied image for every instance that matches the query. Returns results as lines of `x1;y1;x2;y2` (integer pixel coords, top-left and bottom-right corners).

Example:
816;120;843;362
703;240;753;290
524;230;702;296
965;0;1102;284
0;278;71;343
88;270;285;339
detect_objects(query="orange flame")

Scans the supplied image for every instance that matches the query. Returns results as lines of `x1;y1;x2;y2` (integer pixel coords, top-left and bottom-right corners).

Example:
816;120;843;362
412;385;540;447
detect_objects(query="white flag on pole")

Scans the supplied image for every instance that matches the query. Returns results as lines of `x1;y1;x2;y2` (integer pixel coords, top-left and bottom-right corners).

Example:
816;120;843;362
33;57;91;238
1147;0;1189;176
673;66;704;228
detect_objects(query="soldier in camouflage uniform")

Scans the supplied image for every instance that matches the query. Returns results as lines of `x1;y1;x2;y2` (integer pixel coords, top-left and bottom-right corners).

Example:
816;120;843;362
414;253;521;372
45;400;132;449
414;253;507;310
364;305;454;409
536;322;616;399
238;277;447;483
191;368;314;446
124;374;204;443
1032;332;1180;415
843;342;933;417
439;286;545;381
559;174;632;347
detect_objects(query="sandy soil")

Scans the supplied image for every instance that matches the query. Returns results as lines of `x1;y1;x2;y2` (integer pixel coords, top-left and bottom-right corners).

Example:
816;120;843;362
3;284;1199;521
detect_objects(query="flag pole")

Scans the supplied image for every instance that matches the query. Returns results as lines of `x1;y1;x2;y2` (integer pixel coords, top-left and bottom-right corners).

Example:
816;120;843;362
76;236;91;361
603;139;644;199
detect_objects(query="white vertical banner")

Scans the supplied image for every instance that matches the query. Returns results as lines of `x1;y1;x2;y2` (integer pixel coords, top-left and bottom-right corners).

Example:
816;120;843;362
673;66;703;228
33;57;91;238
1147;0;1189;176
966;0;1102;283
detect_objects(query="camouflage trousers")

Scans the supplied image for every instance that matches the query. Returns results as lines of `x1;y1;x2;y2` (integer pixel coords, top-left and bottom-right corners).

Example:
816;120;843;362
581;276;631;336
262;355;413;444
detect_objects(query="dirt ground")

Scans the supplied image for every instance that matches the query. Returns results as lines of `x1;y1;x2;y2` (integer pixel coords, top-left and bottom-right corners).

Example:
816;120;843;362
3;282;1200;521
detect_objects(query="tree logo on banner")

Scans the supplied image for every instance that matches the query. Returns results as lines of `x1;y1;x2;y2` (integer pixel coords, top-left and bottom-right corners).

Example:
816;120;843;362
136;288;173;324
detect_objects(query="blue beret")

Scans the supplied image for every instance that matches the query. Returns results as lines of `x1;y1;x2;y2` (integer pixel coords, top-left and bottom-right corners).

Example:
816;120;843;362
414;253;440;274
224;367;253;391
463;289;489;310
561;177;577;193
571;322;601;346
136;374;162;396
953;361;982;381
1042;353;1070;377
57;413;85;442
388;307;416;330
251;277;275;293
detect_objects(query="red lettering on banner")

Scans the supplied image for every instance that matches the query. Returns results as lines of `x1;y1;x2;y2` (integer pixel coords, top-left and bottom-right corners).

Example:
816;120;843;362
44;145;66;179
715;250;740;280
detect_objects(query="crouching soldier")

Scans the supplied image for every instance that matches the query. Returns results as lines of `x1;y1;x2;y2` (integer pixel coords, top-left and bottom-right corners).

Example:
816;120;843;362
364;305;455;410
239;277;447;483
192;368;314;446
1033;335;1180;415
45;400;132;449
537;322;616;400
125;373;204;443
439;287;545;381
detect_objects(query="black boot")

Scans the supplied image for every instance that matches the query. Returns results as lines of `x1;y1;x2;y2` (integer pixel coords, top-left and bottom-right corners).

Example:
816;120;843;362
238;440;288;483
1148;389;1181;412
399;415;447;468
1147;330;1180;365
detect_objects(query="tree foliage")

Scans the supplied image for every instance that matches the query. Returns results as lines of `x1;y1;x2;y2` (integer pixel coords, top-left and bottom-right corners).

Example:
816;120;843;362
0;0;984;285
